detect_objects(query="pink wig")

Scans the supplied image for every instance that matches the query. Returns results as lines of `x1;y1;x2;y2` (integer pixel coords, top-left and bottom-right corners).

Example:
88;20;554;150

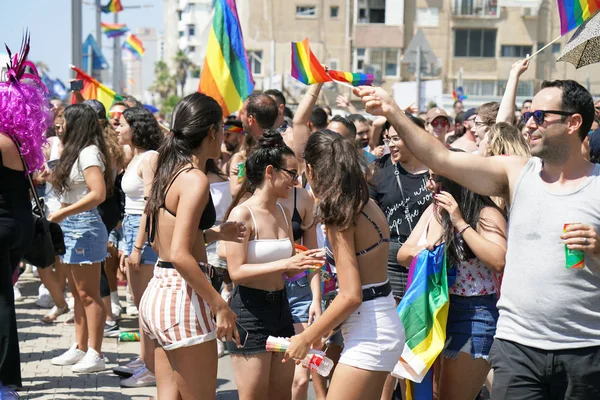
0;33;50;173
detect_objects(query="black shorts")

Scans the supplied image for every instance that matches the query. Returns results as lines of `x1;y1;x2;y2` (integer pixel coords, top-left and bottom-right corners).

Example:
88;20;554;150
227;285;294;355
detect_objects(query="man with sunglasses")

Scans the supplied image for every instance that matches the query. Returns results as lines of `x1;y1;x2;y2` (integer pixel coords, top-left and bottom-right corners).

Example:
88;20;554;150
108;102;128;131
356;79;600;400
451;108;478;153
425;107;451;145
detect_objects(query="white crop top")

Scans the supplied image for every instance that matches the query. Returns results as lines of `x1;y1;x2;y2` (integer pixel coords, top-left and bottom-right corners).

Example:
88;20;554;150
60;145;105;204
243;203;293;264
121;150;157;215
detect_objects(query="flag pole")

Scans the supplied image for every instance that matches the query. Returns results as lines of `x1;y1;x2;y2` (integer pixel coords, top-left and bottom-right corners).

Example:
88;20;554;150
331;79;355;90
527;34;562;60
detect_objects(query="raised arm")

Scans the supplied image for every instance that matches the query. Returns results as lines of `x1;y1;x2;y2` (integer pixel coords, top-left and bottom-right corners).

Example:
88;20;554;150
355;86;527;199
293;83;323;159
496;58;530;124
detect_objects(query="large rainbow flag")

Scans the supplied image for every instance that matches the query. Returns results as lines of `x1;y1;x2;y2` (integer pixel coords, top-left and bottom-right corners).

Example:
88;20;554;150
101;22;129;38
199;0;254;116
70;65;123;112
123;34;145;59
558;0;600;34
393;245;449;399
101;0;123;13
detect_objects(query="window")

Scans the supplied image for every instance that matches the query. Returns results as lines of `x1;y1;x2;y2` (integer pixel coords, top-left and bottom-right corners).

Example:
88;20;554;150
462;80;496;96
296;6;317;17
384;49;399;76
454;29;496;57
179;31;184;38
501;45;533;58
177;10;182;21
497;80;534;97
552;43;561;54
358;0;386;23
248;50;263;75
355;48;366;71
453;0;498;17
330;6;339;18
188;24;195;36
188;46;196;53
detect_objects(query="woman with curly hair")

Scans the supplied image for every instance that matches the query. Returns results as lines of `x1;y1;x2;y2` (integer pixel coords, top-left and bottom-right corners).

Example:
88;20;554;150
0;35;50;388
115;107;163;387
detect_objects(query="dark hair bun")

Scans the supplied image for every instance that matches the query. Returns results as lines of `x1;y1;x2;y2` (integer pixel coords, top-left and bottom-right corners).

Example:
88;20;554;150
258;129;285;149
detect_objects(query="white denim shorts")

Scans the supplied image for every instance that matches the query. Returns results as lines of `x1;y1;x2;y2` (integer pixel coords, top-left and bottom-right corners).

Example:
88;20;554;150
339;283;405;372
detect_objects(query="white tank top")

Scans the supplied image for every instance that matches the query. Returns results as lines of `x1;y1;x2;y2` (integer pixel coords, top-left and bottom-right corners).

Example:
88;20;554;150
243;203;293;264
209;180;233;224
122;150;157;215
44;137;62;213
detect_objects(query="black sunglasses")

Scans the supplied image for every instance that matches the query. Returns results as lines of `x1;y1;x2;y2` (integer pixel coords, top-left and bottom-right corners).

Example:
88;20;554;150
278;167;299;182
522;110;574;126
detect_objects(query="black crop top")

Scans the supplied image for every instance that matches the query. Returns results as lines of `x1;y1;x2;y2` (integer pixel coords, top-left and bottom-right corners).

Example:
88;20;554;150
147;167;217;244
292;187;303;241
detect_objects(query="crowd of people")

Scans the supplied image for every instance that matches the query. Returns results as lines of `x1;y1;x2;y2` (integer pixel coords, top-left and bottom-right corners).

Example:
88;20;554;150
0;38;599;400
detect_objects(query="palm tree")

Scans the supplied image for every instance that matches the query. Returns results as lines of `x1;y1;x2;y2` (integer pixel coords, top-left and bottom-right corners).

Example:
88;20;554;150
173;50;194;97
150;61;177;101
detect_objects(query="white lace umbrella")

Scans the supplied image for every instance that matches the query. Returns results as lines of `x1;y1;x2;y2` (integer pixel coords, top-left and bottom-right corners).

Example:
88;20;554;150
557;12;600;68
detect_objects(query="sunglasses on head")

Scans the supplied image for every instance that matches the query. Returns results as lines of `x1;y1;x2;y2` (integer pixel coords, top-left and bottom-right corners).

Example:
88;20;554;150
430;119;449;128
522;110;575;126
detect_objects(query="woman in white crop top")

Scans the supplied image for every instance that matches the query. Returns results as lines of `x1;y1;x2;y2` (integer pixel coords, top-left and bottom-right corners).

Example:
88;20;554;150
397;163;507;400
48;103;114;373
115;107;163;382
225;131;325;400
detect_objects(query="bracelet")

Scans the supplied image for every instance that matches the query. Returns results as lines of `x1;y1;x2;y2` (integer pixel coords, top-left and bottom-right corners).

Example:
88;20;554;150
457;225;471;236
133;245;144;251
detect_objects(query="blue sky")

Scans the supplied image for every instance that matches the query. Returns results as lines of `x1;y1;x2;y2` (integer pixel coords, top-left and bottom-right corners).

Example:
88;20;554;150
0;0;163;83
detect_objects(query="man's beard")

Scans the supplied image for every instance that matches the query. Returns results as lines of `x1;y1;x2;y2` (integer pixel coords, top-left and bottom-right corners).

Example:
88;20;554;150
224;140;239;152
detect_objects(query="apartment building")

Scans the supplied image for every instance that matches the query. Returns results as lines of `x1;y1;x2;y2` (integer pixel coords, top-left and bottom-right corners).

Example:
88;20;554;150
162;0;600;104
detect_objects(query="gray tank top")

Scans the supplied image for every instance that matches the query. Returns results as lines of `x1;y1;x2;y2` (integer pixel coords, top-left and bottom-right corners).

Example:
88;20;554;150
496;158;600;350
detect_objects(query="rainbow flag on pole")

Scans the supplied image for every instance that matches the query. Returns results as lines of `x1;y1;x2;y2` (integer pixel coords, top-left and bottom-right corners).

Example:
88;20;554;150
557;0;600;34
70;65;123;112
393;245;449;399
327;69;374;86
291;38;332;85
101;0;123;13
199;0;254;116
101;22;129;38
122;34;145;59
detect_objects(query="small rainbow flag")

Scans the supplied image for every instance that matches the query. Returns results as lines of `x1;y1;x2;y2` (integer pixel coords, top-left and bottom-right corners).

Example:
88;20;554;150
199;0;254;116
392;245;449;399
70;65;123;113
452;86;467;102
122;34;145;59
291;38;332;85
327;69;373;86
101;22;129;38
557;0;600;35
101;0;123;13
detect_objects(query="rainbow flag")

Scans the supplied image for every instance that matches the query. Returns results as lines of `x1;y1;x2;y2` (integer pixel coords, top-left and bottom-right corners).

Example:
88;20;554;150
452;86;467;102
70;65;123;112
199;0;254;116
291;38;332;85
558;0;600;34
393;245;449;398
101;22;129;38
101;0;123;13
122;34;144;59
327;69;373;86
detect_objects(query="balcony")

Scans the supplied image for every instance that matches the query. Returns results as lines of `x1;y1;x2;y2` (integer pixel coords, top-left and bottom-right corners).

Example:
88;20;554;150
453;0;499;18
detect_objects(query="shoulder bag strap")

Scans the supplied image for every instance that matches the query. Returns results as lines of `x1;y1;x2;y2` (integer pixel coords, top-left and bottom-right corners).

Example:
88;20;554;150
11;138;46;218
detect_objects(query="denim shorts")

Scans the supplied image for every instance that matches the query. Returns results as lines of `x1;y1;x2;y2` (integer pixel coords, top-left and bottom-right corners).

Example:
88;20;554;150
108;223;126;250
443;294;499;360
206;241;227;269
123;213;158;265
285;275;312;324
60;208;108;265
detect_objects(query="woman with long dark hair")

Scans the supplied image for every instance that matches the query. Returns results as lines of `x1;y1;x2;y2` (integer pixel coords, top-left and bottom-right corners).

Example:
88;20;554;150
115;107;163;387
397;157;507;400
49;103;113;373
138;93;244;399
225;130;324;399
284;130;403;400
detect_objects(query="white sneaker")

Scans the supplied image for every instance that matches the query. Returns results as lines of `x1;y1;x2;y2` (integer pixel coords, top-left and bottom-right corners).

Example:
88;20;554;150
217;339;225;358
52;343;86;366
35;294;55;309
13;285;22;302
72;348;105;373
111;291;123;318
113;357;145;377
66;296;75;310
126;285;138;316
120;366;156;387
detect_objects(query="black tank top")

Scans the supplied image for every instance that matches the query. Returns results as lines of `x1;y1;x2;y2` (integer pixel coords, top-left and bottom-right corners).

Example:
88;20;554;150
0;152;31;220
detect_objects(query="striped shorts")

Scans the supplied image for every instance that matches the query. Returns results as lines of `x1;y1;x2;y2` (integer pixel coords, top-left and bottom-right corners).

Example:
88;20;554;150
139;265;216;350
